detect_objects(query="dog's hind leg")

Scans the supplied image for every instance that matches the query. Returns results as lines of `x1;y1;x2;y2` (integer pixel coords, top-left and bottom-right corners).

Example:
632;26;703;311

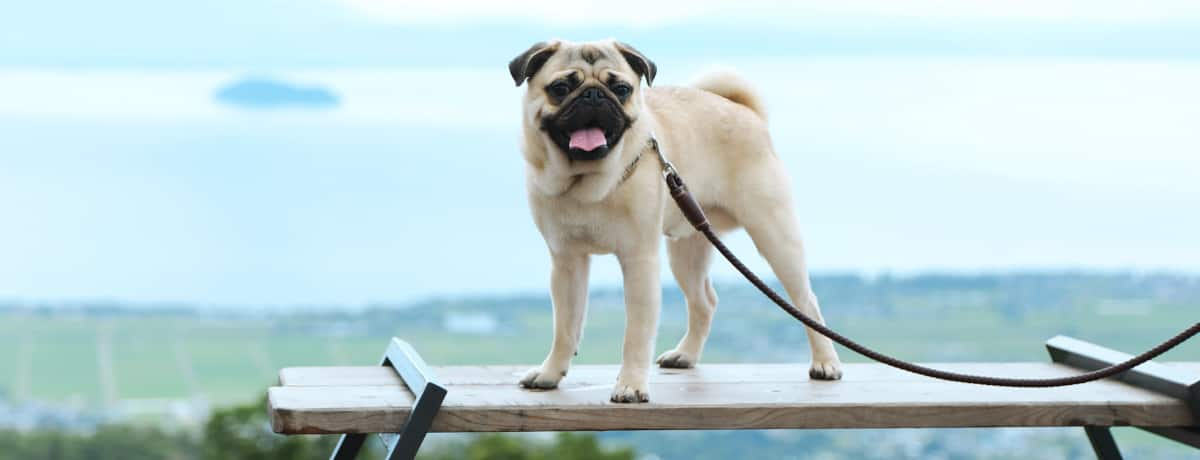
657;232;718;369
735;172;843;380
520;252;590;389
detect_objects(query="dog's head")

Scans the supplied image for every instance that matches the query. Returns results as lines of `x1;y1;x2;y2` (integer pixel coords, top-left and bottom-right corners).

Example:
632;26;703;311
510;39;656;162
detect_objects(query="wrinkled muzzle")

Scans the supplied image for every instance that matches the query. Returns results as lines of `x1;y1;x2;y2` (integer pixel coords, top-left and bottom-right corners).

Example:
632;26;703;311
543;87;630;161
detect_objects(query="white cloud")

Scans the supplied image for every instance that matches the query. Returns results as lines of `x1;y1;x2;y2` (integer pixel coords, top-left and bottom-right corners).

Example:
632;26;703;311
338;0;1200;26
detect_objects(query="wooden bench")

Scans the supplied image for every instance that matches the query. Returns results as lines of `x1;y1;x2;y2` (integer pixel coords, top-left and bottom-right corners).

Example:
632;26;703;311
268;337;1199;460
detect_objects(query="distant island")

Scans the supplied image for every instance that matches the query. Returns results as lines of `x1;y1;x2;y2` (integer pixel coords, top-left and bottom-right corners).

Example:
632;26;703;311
213;77;339;109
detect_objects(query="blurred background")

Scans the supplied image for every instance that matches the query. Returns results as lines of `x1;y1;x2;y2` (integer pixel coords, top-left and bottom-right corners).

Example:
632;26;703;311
1;1;1198;459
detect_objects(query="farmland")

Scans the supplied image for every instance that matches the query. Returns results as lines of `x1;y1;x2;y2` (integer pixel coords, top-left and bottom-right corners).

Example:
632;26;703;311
2;272;1198;459
1;273;1196;410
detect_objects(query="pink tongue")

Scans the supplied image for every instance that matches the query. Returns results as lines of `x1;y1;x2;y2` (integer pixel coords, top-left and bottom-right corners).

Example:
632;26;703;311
568;128;607;151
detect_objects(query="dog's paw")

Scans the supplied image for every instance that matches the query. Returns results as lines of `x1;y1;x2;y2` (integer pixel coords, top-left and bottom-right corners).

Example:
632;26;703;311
655;349;697;369
519;366;565;390
609;381;650;403
809;357;843;381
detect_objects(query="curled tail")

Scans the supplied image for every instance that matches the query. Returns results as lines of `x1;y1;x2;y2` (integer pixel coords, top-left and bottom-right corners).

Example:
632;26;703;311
690;69;767;121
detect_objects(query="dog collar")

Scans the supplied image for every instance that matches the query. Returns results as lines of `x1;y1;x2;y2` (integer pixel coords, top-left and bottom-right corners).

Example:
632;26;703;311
563;138;654;195
613;144;647;189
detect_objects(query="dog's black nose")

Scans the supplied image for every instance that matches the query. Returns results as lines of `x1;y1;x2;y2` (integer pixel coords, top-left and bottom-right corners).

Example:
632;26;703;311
580;87;605;104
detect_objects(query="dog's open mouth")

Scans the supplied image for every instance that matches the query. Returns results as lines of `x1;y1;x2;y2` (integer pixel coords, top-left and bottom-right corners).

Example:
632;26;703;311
554;120;624;161
543;94;629;161
568;127;608;152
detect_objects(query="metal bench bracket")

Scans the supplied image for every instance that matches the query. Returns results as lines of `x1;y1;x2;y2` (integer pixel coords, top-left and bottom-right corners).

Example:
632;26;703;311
1047;335;1200;460
330;338;447;460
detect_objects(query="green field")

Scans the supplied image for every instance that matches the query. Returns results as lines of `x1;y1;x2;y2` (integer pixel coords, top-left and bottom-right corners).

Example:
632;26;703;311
1;274;1197;459
1;274;1196;410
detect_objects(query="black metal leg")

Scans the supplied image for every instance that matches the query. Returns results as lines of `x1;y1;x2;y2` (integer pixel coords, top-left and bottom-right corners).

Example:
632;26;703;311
1140;426;1200;449
384;382;447;459
1189;380;1200;423
330;434;368;460
1083;426;1123;460
380;338;447;460
1047;336;1200;458
1046;336;1194;401
329;338;447;460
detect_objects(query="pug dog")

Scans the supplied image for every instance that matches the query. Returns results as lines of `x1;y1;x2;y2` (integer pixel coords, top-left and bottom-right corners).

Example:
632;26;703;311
510;39;842;403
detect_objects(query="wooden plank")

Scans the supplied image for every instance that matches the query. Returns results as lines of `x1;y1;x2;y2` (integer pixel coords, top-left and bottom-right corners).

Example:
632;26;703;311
269;362;1199;434
278;363;1200;387
279;366;404;387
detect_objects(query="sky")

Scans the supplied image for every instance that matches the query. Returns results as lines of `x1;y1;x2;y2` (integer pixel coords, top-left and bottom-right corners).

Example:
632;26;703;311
4;1;1200;66
340;0;1200;24
2;2;1200;306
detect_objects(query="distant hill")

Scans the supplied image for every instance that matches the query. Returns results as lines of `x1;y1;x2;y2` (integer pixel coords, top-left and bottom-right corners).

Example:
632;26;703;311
213;77;339;109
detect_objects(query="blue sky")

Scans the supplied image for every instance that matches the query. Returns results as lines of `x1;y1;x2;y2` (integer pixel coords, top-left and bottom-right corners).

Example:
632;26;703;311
2;2;1200;306
5;1;1200;66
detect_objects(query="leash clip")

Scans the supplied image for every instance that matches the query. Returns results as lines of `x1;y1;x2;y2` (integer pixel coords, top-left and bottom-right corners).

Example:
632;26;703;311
649;132;709;231
647;133;678;179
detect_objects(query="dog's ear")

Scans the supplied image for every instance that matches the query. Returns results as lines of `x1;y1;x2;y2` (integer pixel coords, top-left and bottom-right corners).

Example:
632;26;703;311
615;41;657;86
509;41;560;87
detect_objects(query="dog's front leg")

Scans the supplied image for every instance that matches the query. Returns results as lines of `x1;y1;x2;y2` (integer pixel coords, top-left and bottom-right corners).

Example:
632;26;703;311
611;252;661;403
520;252;590;389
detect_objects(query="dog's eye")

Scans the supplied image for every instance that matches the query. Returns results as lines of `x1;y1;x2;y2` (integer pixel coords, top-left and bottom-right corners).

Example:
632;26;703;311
548;82;572;98
611;84;632;98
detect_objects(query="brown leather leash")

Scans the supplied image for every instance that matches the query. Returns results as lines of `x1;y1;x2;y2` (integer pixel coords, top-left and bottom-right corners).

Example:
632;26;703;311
648;134;1200;387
